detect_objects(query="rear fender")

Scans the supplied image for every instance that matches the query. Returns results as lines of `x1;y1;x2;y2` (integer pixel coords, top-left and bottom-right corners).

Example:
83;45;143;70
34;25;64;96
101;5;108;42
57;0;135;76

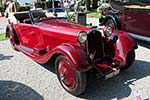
51;44;92;72
6;24;20;44
101;13;121;29
112;31;137;65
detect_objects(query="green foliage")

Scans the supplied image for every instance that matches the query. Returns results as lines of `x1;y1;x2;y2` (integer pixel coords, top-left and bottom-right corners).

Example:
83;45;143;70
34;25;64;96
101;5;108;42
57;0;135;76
19;5;30;11
97;3;111;16
68;9;99;19
87;8;99;18
0;6;2;11
0;33;8;41
68;12;75;20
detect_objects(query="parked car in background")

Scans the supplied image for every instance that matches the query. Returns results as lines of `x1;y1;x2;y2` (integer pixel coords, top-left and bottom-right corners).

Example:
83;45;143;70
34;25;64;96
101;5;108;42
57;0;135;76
6;8;137;96
100;0;150;42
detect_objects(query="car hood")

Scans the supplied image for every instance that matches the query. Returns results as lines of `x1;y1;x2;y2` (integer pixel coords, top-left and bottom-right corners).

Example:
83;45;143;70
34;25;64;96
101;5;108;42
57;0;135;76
37;18;90;36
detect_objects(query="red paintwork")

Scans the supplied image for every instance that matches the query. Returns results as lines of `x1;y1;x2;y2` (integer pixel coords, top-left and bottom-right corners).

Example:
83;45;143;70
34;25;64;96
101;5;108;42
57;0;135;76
8;17;137;73
108;0;150;38
118;10;150;37
112;30;137;65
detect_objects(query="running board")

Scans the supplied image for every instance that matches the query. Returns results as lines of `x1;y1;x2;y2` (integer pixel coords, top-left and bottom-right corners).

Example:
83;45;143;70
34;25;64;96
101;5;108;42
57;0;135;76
128;32;150;42
18;45;33;54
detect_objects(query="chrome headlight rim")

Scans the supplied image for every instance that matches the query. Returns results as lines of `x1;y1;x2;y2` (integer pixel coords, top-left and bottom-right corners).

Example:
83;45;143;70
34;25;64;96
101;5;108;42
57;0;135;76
103;26;113;37
77;31;87;44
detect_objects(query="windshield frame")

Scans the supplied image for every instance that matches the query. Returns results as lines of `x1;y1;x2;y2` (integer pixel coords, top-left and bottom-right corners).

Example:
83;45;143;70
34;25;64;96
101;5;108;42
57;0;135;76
29;8;69;24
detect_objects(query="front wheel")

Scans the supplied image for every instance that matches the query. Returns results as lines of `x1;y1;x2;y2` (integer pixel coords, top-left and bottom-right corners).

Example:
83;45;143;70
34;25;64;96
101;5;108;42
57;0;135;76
122;50;135;70
55;55;87;96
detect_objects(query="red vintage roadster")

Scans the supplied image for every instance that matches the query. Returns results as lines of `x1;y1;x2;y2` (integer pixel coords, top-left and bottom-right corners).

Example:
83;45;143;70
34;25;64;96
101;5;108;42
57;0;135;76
6;8;137;96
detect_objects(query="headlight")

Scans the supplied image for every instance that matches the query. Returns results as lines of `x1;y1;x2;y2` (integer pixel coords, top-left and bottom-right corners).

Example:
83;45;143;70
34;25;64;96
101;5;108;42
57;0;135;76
78;31;87;44
103;26;113;37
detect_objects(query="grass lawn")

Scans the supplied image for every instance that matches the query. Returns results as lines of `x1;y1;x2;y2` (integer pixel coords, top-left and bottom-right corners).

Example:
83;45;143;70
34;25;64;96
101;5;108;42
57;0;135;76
68;9;99;19
87;9;99;18
0;33;8;41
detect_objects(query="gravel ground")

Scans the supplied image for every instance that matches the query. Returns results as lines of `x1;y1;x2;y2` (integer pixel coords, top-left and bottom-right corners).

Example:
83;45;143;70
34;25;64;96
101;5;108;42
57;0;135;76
0;40;150;100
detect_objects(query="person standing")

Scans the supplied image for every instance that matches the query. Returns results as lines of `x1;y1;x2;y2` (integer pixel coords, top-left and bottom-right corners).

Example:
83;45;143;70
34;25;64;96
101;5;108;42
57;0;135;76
64;0;70;9
74;0;82;12
1;0;7;16
5;0;20;17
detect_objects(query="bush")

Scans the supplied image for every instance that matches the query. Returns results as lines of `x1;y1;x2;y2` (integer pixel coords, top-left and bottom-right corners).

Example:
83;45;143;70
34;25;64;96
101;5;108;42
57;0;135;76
0;6;2;12
97;3;111;16
19;5;30;11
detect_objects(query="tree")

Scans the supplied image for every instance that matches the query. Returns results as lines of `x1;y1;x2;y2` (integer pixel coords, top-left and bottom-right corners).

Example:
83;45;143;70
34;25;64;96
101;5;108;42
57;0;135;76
92;0;98;9
85;0;91;11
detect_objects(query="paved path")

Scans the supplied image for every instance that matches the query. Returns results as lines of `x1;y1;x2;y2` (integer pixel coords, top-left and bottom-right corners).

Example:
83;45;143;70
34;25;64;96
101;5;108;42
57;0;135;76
0;40;150;100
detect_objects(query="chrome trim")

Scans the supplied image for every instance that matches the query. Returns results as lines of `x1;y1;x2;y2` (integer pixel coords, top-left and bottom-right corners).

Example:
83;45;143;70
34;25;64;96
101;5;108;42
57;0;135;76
19;45;33;53
128;33;150;42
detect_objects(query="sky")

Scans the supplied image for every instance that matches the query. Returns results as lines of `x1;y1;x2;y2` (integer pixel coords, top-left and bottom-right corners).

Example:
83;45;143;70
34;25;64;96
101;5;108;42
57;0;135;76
18;0;33;4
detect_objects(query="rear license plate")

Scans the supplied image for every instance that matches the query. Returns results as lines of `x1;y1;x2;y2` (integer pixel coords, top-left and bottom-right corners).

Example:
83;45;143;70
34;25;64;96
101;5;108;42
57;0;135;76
105;69;120;80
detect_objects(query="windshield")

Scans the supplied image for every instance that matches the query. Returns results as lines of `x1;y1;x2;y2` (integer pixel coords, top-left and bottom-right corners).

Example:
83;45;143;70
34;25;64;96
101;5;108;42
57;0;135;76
29;8;69;23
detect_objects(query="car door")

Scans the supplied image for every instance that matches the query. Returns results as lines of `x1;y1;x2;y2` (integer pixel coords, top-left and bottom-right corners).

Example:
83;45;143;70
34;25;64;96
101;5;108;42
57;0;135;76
124;10;150;37
15;24;40;53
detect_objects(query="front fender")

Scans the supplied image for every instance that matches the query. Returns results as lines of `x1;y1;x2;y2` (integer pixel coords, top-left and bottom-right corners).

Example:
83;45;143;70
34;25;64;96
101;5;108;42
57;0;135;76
101;13;121;29
51;44;92;72
112;31;138;65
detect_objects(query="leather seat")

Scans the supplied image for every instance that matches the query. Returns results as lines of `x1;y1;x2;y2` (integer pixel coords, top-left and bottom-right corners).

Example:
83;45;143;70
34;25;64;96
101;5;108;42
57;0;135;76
23;18;32;24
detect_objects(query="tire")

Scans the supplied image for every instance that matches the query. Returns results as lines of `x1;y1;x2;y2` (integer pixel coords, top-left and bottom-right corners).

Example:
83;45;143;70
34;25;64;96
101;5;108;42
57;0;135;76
9;38;18;51
105;19;116;30
7;27;19;51
55;55;87;96
9;33;19;51
122;50;135;70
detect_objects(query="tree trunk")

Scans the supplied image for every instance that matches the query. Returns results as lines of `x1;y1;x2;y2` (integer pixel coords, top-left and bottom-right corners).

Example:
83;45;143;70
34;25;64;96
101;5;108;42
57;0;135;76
92;0;98;9
85;0;91;11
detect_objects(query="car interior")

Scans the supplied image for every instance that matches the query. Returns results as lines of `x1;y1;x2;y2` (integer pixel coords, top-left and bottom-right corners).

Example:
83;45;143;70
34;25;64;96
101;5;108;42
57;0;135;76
12;11;47;24
13;12;31;24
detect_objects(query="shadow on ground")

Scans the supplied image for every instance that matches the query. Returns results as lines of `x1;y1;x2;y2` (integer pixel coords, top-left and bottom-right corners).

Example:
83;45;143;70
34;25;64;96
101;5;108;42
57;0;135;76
41;58;56;74
78;60;150;100
0;80;44;100
41;57;150;100
0;54;13;61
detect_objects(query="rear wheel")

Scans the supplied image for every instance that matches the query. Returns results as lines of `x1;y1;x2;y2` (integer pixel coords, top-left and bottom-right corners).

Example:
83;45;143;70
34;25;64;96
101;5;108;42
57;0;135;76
9;37;18;51
7;27;19;51
9;31;18;51
122;50;135;70
55;55;87;96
